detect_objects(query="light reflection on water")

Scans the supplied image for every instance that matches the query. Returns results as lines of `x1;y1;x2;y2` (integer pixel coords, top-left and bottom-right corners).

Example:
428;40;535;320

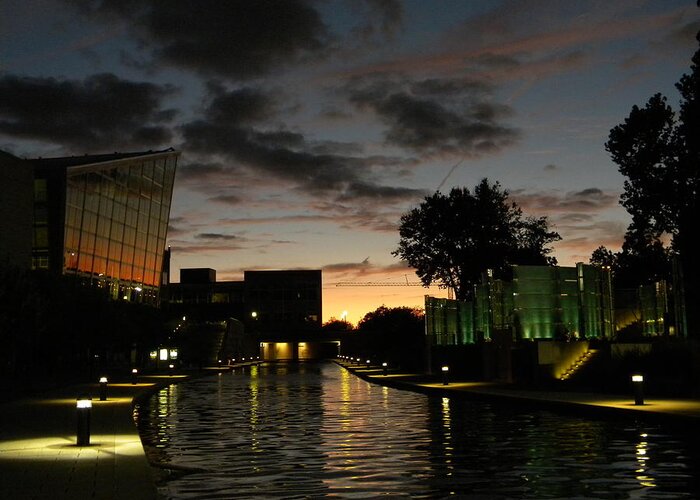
136;362;699;499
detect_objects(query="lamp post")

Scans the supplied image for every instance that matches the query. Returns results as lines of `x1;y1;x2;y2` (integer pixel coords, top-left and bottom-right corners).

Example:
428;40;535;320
442;365;450;386
76;396;92;446
632;374;644;405
99;376;108;401
366;359;371;369
382;362;388;376
131;368;138;385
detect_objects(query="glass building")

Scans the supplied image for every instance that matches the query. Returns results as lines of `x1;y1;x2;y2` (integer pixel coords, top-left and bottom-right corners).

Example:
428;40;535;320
426;263;614;345
30;149;179;305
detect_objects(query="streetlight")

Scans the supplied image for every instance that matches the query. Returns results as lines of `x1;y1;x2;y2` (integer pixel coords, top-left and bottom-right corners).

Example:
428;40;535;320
131;368;138;385
441;365;450;385
76;396;92;446
382;362;388;376
632;374;644;405
99;376;108;401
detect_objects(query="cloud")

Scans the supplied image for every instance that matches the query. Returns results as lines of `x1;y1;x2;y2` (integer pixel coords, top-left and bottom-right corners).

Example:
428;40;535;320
180;84;423;203
512;187;619;213
0;73;176;152
194;233;239;241
347;77;519;157
73;0;331;80
348;0;404;41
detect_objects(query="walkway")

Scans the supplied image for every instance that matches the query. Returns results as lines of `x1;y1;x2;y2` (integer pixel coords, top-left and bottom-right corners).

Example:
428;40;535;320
338;361;700;423
0;366;246;500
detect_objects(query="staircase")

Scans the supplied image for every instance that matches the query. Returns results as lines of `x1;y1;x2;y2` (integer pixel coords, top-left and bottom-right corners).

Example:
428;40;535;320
559;349;598;381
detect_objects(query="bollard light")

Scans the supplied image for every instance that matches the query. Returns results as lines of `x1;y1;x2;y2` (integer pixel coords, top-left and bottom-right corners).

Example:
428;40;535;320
169;363;174;375
99;376;108;401
382;362;388;376
366;359;371;368
632;374;644;405
131;368;138;385
76;396;92;446
441;365;450;386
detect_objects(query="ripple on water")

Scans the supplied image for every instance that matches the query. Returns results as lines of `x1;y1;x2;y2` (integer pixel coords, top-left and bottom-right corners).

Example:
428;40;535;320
136;362;700;499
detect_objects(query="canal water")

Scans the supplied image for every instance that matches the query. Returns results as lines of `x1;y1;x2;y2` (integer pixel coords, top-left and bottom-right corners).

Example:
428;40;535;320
135;362;699;499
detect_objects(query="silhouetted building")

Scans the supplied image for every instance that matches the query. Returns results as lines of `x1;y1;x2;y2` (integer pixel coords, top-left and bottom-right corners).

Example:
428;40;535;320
2;148;179;304
163;268;322;333
0;151;33;268
245;270;322;335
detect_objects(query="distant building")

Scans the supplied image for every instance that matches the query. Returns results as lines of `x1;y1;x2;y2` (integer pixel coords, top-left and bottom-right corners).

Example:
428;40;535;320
244;270;323;335
163;268;322;334
0;148;179;305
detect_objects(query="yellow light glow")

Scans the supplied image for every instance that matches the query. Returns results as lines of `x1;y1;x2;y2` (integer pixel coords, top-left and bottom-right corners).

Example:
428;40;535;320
76;399;92;409
632;375;644;382
442;366;449;372
0;435;147;460
159;348;168;361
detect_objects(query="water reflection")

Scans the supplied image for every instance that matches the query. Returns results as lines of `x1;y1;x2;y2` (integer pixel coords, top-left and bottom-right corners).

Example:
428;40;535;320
136;362;699;499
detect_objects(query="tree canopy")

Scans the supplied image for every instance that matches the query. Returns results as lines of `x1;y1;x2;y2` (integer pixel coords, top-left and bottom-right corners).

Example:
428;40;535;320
605;32;699;336
589;215;671;289
393;178;560;300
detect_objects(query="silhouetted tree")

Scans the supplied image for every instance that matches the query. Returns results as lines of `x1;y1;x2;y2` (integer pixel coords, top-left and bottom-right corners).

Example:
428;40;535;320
394;178;560;300
356;305;424;370
321;318;354;333
605;32;699;335
589;216;671;289
590;246;616;269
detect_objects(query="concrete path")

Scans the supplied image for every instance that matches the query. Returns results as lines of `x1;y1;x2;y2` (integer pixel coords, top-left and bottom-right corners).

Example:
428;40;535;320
340;362;700;423
0;374;191;499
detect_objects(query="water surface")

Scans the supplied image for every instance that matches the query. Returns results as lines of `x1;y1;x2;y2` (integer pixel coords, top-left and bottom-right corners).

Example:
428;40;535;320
136;362;700;498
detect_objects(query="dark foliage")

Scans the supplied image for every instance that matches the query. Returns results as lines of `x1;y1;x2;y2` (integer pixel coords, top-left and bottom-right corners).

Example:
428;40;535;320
394;178;560;300
605;33;700;335
352;306;425;370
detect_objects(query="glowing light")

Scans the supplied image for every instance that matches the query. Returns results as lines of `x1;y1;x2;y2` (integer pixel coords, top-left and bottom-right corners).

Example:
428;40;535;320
76;398;92;409
632;375;644;382
159;348;168;361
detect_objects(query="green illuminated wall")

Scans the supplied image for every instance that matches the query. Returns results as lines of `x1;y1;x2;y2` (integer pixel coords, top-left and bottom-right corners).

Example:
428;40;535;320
425;264;613;345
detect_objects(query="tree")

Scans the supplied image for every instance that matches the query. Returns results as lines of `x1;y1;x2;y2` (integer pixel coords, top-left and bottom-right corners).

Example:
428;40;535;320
589;216;671;289
322;318;354;333
605;33;700;336
356;306;425;370
590;245;616;269
393;178;560;300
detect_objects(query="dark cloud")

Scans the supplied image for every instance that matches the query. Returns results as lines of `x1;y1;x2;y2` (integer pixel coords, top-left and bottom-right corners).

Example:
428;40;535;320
208;194;243;206
180;84;423;202
195;233;239;240
512;187;619;213
348;0;403;41
72;0;331;80
347;77;518;157
0;73;176;152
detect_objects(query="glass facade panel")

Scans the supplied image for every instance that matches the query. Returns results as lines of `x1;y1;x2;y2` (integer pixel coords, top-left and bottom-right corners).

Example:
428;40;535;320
54;150;178;304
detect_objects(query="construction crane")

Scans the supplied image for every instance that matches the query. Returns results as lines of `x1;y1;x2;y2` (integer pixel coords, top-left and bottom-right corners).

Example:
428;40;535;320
334;276;453;298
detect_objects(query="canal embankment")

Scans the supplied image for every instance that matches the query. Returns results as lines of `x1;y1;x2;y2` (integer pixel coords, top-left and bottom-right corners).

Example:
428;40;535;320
337;360;700;424
0;363;258;499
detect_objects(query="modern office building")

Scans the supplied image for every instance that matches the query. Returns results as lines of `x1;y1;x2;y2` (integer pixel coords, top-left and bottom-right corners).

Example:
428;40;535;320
27;148;179;304
425;263;614;345
163;268;322;333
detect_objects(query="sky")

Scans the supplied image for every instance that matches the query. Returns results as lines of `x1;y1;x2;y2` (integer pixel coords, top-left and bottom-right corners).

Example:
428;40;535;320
1;0;698;325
